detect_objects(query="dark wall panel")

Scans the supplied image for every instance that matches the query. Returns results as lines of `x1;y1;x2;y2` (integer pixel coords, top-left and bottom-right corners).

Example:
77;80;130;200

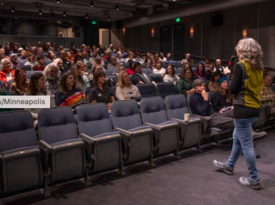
173;24;184;60
161;26;172;54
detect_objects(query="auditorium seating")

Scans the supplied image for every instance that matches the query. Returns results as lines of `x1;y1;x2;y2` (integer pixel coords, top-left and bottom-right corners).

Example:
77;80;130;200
149;74;163;83
38;107;86;188
140;96;180;157
112;100;154;165
0;111;43;195
157;82;177;99
77;104;123;173
165;94;202;150
136;83;157;98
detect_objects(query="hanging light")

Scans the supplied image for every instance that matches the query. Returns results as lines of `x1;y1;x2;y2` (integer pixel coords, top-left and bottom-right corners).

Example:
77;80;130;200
57;0;60;3
11;6;14;12
39;10;42;15
63;11;66;17
243;29;248;38
151;27;155;37
116;4;119;10
107;16;110;21
90;1;94;7
190;27;194;38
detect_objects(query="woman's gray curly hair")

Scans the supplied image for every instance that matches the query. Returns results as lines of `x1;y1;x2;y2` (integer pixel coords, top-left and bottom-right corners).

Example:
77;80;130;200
236;38;263;70
43;63;60;77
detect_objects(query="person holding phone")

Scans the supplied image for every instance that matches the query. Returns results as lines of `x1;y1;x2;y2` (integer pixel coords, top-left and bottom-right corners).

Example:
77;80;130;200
211;77;232;113
213;38;264;190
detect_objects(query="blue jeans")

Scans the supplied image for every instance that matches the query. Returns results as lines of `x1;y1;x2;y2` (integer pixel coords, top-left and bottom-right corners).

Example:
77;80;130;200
226;117;258;181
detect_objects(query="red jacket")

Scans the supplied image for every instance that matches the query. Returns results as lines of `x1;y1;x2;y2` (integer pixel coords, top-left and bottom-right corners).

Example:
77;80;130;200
0;69;15;88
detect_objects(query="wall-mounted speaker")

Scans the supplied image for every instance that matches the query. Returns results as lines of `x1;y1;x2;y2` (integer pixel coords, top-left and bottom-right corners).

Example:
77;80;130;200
211;14;223;27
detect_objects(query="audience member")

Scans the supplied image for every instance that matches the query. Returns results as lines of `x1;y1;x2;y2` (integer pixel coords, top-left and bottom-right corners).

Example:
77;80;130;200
163;64;180;85
107;56;119;70
206;63;215;80
208;72;221;92
17;50;28;65
88;70;115;110
177;63;197;95
10;68;29;95
55;72;85;109
159;52;167;61
181;53;194;66
43;63;60;96
166;52;173;61
24;54;37;68
214;59;225;73
0;58;15;88
116;71;141;101
153;60;166;75
195;63;207;81
260;74;275;117
10;53;20;68
33;56;45;71
131;62;156;86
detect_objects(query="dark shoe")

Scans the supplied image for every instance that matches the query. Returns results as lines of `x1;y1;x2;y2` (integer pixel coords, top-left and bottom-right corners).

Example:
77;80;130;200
213;160;234;175
239;177;261;190
256;153;260;159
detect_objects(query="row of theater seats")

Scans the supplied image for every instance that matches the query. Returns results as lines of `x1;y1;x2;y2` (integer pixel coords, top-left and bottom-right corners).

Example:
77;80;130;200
0;94;233;198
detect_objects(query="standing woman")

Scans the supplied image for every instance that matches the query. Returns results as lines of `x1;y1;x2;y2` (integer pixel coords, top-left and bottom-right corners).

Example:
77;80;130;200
116;71;140;101
10;67;29;95
213;38;264;190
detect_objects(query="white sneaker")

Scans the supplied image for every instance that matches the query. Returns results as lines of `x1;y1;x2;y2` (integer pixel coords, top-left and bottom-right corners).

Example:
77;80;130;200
239;177;261;190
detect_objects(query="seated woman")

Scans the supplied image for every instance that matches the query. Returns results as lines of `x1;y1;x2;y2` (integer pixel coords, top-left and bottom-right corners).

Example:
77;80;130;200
208;72;221;92
194;63;207;81
153;60;166;75
206;63;215;80
163;64;180;85
55;72;85;109
71;63;90;92
211;77;232;113
10;67;29;95
88;70;115;111
24;54;38;68
116;71;140;101
25;72;54;126
43;63;60;95
126;59;135;76
177;63;197;95
0;58;15;89
53;58;65;74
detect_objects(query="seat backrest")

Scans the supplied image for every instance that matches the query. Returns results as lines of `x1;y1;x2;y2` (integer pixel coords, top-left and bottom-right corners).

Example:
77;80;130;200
165;94;189;120
157;82;177;99
38;107;78;144
136;83;157;98
111;86;117;100
186;93;194;115
85;87;92;102
140;96;168;124
108;75;118;85
0;111;37;152
106;69;117;76
77;103;113;136
111;100;143;130
149;74;163;83
22;65;32;71
26;71;43;79
141;68;153;75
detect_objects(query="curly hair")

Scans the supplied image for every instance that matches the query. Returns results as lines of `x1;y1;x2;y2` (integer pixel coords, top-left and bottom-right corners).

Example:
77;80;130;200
236;38;263;70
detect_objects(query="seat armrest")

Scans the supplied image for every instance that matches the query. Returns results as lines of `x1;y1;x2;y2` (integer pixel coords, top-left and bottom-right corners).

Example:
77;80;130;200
192;115;210;132
145;122;162;131
115;127;132;137
39;140;53;151
171;118;188;125
81;132;121;142
81;133;95;144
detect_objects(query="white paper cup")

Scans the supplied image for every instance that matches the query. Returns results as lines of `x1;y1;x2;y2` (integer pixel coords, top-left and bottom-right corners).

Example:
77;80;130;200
184;113;190;122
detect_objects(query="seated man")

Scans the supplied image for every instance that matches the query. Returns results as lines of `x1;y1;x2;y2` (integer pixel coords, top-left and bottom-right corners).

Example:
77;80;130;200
131;62;156;86
189;79;234;131
260;74;275;117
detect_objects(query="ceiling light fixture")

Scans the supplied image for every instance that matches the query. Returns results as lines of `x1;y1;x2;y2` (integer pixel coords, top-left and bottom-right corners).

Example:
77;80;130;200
116;4;119;10
63;11;66;17
90;1;94;7
107;16;110;21
57;0;60;3
11;6;15;12
86;14;89;19
39;9;42;15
